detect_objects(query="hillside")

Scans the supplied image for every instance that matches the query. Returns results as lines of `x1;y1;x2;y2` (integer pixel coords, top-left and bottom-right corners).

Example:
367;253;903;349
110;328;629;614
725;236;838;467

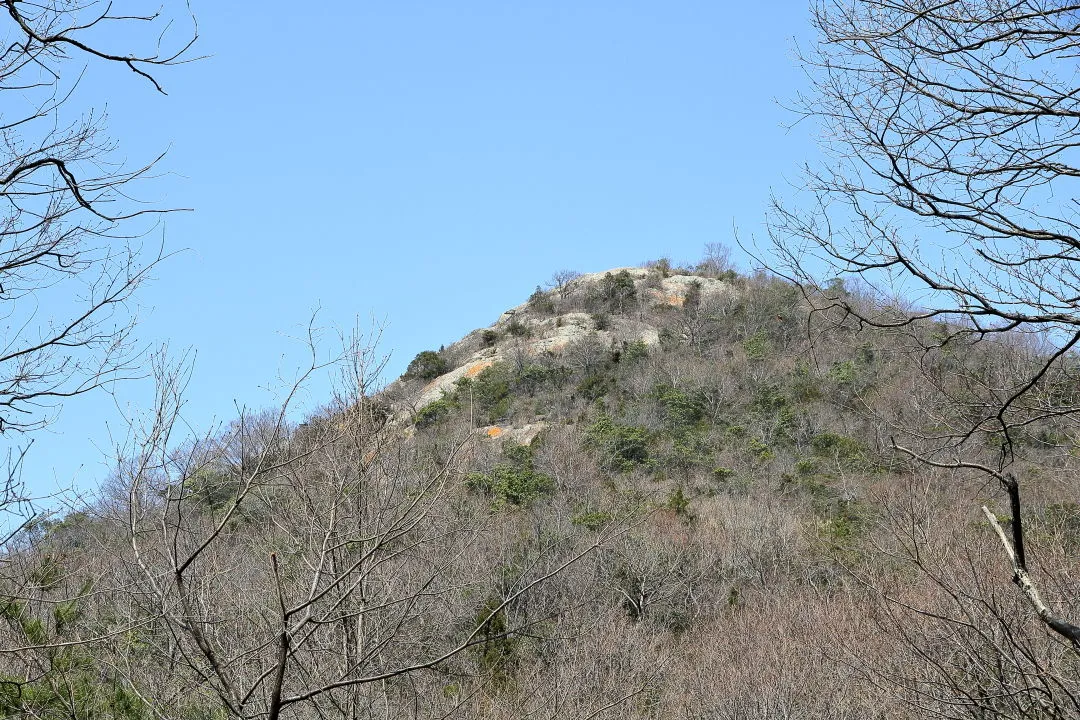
3;261;1080;720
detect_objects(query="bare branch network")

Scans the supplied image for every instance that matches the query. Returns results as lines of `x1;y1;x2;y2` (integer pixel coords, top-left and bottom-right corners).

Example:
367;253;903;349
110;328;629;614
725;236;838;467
0;0;196;435
769;0;1080;651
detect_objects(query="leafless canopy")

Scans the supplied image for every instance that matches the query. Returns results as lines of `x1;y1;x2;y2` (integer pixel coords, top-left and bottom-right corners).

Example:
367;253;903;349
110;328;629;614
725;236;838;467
770;0;1080;646
776;0;1080;328
773;1;1080;459
0;0;195;435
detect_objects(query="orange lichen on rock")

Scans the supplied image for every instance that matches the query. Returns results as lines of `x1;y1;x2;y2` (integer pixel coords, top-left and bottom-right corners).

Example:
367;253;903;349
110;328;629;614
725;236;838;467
485;426;504;438
466;360;494;377
646;288;685;307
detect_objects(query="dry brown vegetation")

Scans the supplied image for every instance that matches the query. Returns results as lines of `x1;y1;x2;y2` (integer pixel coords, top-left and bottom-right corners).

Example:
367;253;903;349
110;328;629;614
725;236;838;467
2;264;1079;719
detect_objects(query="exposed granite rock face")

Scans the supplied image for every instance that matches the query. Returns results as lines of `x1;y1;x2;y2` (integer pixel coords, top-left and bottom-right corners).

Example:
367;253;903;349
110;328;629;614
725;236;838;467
644;272;731;307
391;267;736;428
414;357;495;410
496;267;732;319
478;423;547;445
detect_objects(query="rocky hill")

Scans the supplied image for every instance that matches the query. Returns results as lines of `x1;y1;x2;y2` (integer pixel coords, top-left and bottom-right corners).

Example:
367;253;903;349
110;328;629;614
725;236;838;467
3;261;1080;720
399;267;732;414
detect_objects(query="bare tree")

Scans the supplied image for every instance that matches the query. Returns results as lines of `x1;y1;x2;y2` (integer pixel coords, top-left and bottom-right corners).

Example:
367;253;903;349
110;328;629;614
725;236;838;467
0;0;196;437
547;270;582;301
0;9;194;708
110;332;613;720
698;242;733;278
768;0;1080;692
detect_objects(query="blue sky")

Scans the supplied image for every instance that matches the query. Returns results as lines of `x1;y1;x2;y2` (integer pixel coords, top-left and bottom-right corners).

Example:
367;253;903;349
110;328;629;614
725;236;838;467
15;1;816;499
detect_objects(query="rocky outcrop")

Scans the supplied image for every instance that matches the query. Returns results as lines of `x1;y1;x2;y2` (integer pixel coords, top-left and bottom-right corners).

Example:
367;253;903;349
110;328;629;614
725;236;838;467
478;422;547;445
394;266;736;426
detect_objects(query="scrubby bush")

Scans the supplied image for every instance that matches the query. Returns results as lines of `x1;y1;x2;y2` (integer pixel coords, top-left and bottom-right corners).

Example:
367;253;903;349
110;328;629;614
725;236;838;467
457;364;512;424
506;318;530;337
743;331;771;361
405;350;448;381
576;372;610;401
745;437;774;464
622;339;649;363
810;432;870;470
597;270;637;313
664;486;691;516
663;431;713;475
651;384;707;431
644;257;673;277
527;286;556;315
414;395;459;428
467;443;555;507
516;363;570;394
590;311;611;331
472;594;518;689
585;413;651;472
572;508;615;531
185;468;237;512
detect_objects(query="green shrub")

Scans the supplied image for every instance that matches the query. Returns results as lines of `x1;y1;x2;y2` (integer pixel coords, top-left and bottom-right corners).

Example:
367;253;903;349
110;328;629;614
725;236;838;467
414;395;459;428
516;363;570;394
27;554;64;591
585;413;651;472
668;431;712;470
480;329;499;347
827;360;857;387
457;364;512;424
651;384;706;430
405;350;448;381
819;502;864;543
467;443;554;507
572;509;615;531
598;270;637;313
789;361;824;402
743;331;771;361
576;372;610;401
816;497;873;555
810;432;869;468
506;318;530;337
1;599;46;645
712;466;735;482
665;486;691;516
751;385;798;442
707;466;747;495
622;339;649;363
473;595;517;689
527;286;556;315
185;468;236;512
0;596;152;720
746;437;774;464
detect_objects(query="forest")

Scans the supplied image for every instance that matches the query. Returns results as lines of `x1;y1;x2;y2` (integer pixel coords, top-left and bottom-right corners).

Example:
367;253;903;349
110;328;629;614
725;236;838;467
5;1;1080;718
2;260;1080;718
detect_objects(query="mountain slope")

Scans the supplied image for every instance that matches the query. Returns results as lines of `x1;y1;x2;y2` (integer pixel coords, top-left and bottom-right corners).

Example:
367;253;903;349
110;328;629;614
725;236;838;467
3;262;1080;720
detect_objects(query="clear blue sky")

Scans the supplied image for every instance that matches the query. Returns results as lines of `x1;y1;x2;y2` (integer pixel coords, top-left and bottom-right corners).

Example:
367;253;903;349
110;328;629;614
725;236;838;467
16;1;816;499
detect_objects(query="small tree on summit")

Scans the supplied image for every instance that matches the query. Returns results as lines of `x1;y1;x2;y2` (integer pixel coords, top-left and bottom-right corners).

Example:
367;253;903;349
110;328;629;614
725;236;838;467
599;271;637;314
